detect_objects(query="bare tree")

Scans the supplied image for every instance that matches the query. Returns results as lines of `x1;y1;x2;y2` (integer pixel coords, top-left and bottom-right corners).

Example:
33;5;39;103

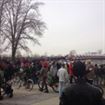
0;0;6;28
1;0;46;61
0;0;9;54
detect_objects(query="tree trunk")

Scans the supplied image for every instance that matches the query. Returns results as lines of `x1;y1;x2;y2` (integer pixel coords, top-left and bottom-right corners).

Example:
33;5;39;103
12;47;16;62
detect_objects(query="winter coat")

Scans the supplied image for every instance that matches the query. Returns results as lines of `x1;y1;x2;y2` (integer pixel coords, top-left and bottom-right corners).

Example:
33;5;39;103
60;79;104;105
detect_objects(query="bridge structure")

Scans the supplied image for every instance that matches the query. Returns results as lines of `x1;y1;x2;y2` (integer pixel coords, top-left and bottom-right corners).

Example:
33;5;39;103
76;55;105;60
70;55;105;64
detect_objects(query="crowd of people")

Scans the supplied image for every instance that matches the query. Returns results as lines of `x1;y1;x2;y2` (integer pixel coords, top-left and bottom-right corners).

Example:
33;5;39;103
59;60;105;105
0;57;105;104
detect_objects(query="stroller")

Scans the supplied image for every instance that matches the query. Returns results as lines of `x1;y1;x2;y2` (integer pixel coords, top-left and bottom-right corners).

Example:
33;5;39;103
1;80;13;98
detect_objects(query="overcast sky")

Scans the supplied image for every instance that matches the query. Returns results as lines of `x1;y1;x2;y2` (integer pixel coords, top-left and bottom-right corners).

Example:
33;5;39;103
30;0;105;56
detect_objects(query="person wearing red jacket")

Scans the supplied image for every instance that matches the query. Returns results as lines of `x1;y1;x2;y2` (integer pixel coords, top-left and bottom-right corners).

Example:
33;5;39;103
67;62;73;83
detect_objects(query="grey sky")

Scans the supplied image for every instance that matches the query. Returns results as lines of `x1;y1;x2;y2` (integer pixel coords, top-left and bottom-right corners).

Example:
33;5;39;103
30;0;105;56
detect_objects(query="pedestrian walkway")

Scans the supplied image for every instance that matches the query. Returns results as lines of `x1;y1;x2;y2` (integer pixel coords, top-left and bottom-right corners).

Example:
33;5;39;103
0;85;59;105
33;97;59;105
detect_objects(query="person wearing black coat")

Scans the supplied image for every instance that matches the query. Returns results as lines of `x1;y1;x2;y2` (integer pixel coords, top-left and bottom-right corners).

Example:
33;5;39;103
59;60;105;105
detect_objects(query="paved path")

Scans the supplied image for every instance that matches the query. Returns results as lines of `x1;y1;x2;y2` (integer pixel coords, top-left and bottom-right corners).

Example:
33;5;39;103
1;85;104;105
33;97;59;105
0;85;59;105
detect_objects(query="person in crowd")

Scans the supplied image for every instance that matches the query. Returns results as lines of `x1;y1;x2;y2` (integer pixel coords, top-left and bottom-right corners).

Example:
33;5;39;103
59;60;105;105
94;64;100;85
39;64;49;93
0;64;4;100
31;62;37;84
85;60;94;73
67;61;74;83
50;61;58;83
99;65;105;86
4;62;14;82
57;63;69;97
